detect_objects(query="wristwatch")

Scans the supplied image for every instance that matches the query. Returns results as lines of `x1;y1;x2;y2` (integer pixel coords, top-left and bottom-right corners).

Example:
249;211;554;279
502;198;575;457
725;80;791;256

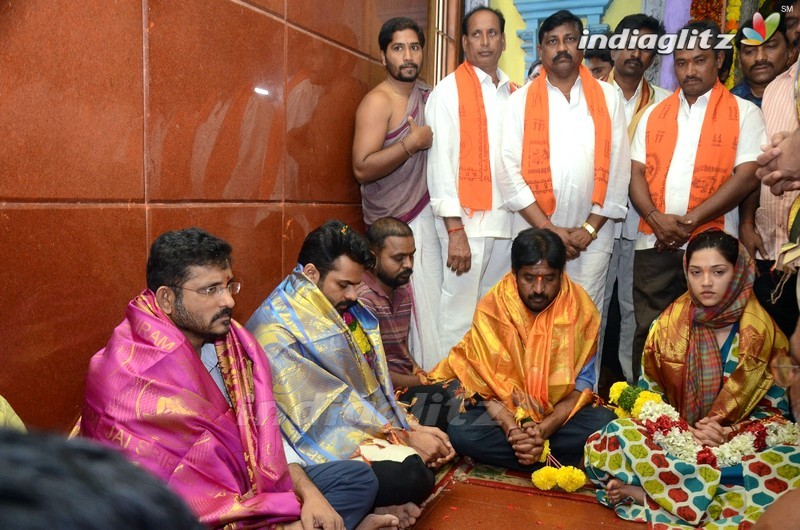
582;222;598;240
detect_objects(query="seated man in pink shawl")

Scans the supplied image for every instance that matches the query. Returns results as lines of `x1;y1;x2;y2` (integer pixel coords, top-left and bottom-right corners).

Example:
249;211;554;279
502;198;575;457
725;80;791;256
80;228;395;530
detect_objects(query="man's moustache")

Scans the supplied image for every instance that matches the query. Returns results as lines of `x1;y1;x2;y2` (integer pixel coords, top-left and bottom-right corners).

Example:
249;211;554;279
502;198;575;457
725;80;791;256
625;59;643;68
553;52;572;62
751;60;774;70
212;308;233;321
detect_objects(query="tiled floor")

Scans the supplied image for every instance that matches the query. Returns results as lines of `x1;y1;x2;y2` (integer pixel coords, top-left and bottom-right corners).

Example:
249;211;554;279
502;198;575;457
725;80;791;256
415;482;645;529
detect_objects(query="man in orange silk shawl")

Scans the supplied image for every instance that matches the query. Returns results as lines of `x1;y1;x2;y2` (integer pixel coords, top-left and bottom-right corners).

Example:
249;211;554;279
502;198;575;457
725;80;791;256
81;228;381;530
430;228;615;470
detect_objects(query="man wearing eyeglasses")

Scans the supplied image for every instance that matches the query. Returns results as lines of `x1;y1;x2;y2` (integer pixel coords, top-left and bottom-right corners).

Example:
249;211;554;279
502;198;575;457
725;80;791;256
80;227;395;530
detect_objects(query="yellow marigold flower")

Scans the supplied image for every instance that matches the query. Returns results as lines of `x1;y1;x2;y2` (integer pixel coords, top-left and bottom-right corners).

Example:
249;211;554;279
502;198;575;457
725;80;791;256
556;466;587;492
609;381;628;405
539;440;550;463
614;406;630;419
531;466;559;490
514;406;531;424
631;391;663;418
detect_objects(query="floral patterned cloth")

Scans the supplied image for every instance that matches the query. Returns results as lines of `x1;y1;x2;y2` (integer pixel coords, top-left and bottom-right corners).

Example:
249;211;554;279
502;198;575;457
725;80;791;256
585;331;798;527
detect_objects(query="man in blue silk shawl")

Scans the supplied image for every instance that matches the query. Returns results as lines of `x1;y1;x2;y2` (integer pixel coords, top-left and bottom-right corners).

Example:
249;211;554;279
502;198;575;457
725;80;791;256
247;220;455;515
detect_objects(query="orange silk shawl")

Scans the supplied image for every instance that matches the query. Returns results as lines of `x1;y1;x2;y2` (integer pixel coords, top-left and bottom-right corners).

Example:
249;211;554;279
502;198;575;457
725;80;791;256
642;293;788;424
639;80;739;234
520;64;612;216
429;271;599;422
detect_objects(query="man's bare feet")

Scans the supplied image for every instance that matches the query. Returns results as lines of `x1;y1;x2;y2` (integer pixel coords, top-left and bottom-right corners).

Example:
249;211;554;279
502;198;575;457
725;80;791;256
355;513;400;529
374;503;422;529
606;478;645;505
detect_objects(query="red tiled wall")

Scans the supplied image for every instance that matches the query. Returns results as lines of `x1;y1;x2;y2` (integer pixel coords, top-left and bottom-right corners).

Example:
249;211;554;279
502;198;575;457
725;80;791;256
0;0;429;431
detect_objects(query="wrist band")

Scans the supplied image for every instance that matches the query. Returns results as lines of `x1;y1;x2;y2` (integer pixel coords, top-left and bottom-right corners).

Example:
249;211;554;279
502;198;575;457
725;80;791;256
582;222;598;241
399;138;412;157
540;219;553;229
447;225;465;235
644;208;657;222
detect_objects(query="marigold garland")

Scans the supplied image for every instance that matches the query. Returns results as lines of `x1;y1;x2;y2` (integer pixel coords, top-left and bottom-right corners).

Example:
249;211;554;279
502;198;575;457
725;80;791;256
691;0;725;26
531;441;585;492
609;382;800;469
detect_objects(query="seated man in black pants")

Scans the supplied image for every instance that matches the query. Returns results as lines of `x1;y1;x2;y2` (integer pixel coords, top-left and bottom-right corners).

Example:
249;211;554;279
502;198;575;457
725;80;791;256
247;220;456;527
430;228;616;470
356;217;458;432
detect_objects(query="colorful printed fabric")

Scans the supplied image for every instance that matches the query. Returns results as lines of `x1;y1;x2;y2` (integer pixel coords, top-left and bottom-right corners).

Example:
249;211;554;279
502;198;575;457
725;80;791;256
642;242;789;426
682;238;755;424
585;418;800;528
586;326;794;527
81;290;301;528
245;266;409;465
429;271;598;422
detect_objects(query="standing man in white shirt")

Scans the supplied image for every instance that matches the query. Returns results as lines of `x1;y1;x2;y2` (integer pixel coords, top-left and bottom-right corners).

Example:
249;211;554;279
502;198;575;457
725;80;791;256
629;20;766;379
426;6;515;357
597;14;671;384
498;9;630;321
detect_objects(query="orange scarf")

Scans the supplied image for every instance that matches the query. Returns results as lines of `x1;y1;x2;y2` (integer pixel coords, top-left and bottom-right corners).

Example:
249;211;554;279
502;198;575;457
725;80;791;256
455;61;493;212
520;64;611;217
639;81;739;234
429;272;598;422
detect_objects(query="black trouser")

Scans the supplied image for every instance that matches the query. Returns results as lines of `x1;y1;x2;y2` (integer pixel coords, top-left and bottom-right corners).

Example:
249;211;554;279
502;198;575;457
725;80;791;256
754;259;798;338
632;248;686;381
446;402;616;471
398;382;458;432
370;454;434;507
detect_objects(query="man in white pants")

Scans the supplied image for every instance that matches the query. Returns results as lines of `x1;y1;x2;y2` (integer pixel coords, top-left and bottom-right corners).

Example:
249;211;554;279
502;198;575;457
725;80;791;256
425;6;515;357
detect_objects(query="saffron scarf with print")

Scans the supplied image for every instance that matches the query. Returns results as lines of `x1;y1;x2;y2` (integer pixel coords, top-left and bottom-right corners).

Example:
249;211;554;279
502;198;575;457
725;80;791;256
520;64;612;217
81;290;300;528
454;61;493;213
429;271;598;422
639;80;739;234
641;239;788;425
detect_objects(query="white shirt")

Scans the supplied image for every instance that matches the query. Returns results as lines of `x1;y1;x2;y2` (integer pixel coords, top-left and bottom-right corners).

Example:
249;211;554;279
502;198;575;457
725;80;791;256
613;78;671;239
499;75;631;254
631;88;767;250
426;64;514;238
200;344;305;467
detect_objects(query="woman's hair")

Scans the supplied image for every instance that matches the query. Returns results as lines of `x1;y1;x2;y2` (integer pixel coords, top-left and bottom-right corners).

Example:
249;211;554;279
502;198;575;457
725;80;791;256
685;229;739;266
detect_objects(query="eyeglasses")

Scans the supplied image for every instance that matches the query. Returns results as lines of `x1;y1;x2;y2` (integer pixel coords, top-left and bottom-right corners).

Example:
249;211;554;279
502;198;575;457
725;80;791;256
172;282;241;298
770;355;800;387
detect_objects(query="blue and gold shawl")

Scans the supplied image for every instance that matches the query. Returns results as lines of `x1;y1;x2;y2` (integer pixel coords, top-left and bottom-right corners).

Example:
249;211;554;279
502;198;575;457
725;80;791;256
246;266;408;464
